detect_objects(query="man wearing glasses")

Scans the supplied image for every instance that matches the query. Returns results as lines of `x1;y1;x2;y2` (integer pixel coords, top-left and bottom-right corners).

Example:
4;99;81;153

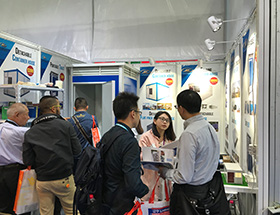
159;90;229;215
23;96;81;215
100;92;148;215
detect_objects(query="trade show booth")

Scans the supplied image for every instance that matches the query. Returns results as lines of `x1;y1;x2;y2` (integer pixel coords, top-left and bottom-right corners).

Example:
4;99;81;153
1;0;280;214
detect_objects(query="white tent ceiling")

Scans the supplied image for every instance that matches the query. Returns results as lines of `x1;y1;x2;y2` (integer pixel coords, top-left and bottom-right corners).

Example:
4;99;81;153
0;0;256;63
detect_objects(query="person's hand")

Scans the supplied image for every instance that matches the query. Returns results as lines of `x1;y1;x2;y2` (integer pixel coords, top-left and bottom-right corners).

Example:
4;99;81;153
158;166;168;179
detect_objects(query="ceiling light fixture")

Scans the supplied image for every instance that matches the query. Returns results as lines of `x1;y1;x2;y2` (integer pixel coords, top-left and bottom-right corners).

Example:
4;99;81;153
207;16;248;32
204;39;235;51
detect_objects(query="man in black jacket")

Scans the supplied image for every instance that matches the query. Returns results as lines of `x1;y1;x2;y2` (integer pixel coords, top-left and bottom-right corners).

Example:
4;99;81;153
23;96;81;215
101;92;149;215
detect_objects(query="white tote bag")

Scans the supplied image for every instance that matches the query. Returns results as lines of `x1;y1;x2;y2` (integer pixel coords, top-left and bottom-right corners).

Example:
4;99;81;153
141;177;170;215
13;167;39;214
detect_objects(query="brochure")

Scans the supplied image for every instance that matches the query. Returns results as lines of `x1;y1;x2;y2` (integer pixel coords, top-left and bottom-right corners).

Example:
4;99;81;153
141;147;174;170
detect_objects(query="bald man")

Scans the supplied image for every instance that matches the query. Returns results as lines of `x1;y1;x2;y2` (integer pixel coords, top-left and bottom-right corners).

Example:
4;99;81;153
0;103;30;215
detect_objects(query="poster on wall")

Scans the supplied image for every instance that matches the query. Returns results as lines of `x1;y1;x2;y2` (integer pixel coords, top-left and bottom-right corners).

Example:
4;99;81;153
138;65;176;135
242;31;257;175
230;48;242;164
41;52;66;107
181;66;222;138
0;37;38;103
224;62;231;155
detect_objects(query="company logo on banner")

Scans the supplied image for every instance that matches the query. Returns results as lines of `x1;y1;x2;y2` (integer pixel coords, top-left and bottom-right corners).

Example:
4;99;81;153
166;78;173;86
140;67;155;88
60;73;65;81
210;77;218;85
27;65;34;76
242;29;250;75
181;65;197;87
0;38;15;67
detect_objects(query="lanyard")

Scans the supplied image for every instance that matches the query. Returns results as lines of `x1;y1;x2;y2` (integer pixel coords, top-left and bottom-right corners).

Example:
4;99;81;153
116;123;129;132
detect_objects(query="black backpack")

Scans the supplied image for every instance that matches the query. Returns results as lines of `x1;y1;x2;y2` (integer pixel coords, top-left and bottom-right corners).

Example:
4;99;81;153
73;130;125;215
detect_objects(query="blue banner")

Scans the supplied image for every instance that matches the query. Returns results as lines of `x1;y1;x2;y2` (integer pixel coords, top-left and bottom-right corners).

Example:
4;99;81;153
140;66;154;88
230;50;235;73
0;37;15;67
181;65;197;87
41;52;52;79
242;29;250;75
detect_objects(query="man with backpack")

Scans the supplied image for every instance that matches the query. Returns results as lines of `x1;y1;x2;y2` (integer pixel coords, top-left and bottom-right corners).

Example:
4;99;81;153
101;92;149;215
68;97;99;148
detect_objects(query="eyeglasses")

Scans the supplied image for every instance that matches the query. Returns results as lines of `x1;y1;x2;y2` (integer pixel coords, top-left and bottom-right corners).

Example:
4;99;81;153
158;116;170;123
131;109;142;116
50;104;61;109
174;105;178;109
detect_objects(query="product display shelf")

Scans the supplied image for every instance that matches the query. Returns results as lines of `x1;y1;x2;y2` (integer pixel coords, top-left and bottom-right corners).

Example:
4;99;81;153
222;172;258;194
0;84;64;103
0;84;64;124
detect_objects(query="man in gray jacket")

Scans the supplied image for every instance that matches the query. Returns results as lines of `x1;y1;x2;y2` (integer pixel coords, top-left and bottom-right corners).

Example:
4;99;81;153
23;96;81;215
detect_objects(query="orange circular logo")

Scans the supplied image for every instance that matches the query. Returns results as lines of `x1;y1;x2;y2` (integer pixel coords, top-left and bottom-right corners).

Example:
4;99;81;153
166;78;173;86
27;65;34;76
210;77;218;85
60;73;65;81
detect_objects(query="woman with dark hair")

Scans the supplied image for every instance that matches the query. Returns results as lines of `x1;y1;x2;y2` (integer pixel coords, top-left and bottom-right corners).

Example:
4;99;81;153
139;111;176;201
139;111;176;148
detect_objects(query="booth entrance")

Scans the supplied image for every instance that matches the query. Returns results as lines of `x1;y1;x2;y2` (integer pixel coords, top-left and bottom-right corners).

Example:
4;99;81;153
72;81;115;135
68;63;140;136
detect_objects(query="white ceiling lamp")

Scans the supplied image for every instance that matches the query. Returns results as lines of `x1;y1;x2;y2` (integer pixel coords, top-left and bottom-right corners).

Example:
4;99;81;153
204;39;235;51
207;16;248;32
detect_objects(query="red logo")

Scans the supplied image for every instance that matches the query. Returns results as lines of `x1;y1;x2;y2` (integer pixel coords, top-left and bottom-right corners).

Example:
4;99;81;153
60;73;65;81
27;65;34;76
166;78;173;86
210;77;218;85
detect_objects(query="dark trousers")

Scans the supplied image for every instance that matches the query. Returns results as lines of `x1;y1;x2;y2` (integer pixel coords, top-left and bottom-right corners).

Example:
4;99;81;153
170;171;231;215
0;163;30;215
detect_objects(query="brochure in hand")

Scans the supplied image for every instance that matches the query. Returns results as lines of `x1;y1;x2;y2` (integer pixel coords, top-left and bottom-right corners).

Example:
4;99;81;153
141;147;174;171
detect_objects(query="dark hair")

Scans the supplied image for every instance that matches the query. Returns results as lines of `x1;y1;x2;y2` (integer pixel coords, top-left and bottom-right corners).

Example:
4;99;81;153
113;92;139;120
177;89;202;113
152;111;176;141
75;97;88;110
39;96;58;114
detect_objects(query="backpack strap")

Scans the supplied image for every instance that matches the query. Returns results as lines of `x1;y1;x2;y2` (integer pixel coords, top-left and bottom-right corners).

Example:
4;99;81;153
72;115;93;146
100;128;127;156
